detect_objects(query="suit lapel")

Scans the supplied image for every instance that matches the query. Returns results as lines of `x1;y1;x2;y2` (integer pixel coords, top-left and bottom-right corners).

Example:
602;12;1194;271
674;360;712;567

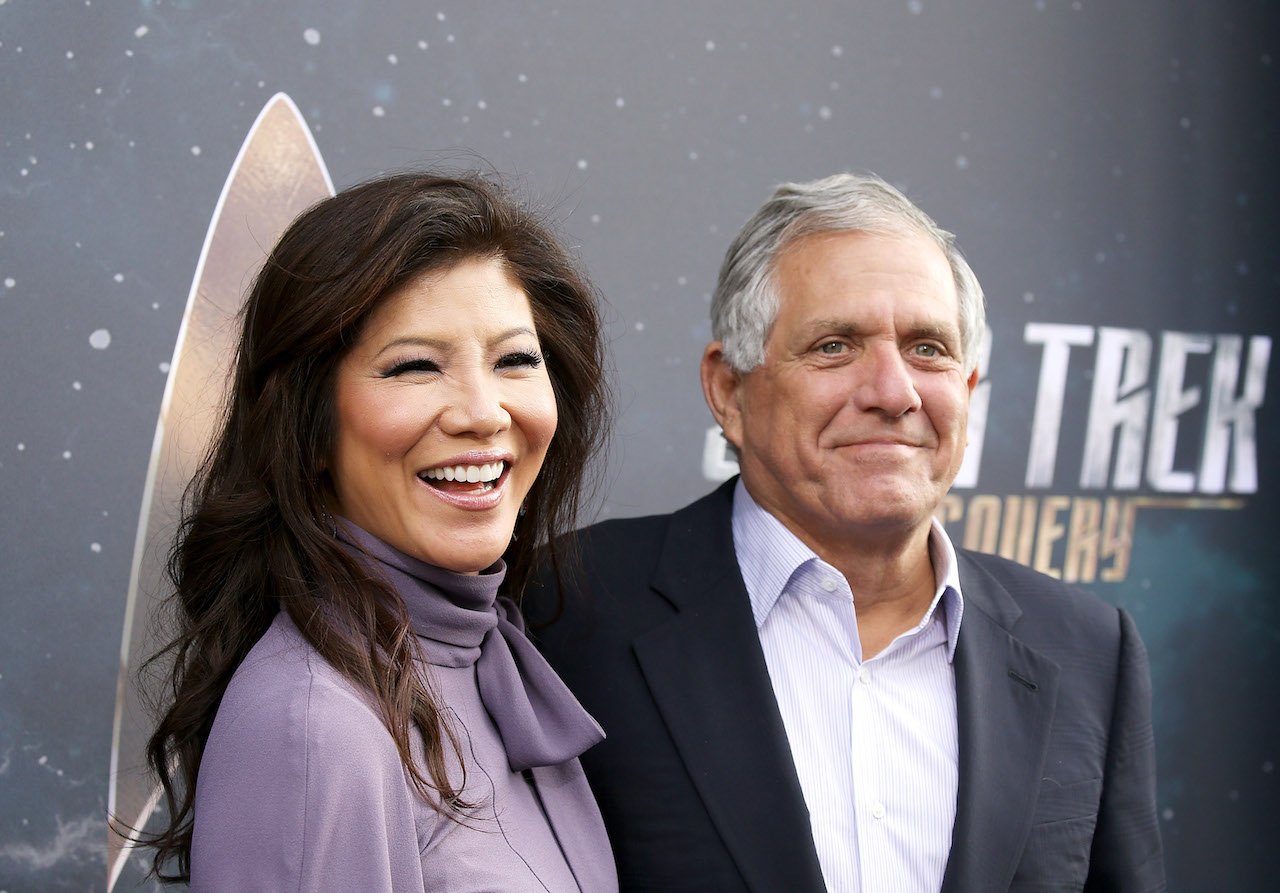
941;553;1061;893
632;481;827;893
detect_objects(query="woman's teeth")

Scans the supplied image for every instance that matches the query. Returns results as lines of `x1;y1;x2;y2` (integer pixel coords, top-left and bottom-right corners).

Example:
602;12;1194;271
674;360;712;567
421;461;505;484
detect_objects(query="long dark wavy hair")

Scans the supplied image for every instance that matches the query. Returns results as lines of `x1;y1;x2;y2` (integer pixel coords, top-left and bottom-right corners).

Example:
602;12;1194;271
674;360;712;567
139;171;609;882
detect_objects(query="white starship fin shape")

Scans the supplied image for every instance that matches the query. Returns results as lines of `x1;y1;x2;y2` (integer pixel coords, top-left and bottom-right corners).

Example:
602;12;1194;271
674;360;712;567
107;93;335;890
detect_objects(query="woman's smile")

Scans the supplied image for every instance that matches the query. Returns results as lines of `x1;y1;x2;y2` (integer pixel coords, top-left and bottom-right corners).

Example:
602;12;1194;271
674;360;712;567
417;454;512;508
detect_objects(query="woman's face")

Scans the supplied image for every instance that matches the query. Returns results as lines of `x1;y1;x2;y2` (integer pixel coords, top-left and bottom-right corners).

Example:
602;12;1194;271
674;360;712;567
329;257;558;573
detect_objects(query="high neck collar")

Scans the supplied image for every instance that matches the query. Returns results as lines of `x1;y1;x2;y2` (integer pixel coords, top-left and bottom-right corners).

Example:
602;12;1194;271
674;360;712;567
336;520;506;661
333;518;605;770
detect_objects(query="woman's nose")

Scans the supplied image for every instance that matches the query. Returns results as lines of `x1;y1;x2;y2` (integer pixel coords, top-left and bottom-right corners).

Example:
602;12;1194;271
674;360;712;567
438;372;511;437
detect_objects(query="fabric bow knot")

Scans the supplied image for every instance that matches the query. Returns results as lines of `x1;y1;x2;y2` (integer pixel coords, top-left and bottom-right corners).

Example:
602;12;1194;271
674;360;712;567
337;521;604;771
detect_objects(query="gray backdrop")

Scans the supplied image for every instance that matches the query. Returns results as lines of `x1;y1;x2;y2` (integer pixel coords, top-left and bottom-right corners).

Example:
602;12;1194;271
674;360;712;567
2;1;1277;890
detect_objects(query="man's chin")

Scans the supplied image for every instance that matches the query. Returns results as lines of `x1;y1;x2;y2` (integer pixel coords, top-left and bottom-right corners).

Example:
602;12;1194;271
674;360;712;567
826;489;942;531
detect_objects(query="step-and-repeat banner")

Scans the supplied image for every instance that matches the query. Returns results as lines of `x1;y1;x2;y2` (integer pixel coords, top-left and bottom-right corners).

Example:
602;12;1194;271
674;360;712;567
1;2;1276;889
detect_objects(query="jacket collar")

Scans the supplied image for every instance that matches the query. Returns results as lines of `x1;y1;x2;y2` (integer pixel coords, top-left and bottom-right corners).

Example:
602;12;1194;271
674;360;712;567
636;479;828;892
941;552;1060;893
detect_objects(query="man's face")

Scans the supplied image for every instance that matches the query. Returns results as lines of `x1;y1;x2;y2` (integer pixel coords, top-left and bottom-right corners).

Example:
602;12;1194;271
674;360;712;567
704;229;977;553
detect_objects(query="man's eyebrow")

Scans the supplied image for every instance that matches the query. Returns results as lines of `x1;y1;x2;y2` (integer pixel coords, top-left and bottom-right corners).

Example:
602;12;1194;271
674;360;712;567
794;319;862;340
792;319;960;342
905;321;961;344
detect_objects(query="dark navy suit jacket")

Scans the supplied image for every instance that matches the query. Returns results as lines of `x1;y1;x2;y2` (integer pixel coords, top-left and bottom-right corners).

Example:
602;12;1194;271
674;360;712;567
527;480;1165;892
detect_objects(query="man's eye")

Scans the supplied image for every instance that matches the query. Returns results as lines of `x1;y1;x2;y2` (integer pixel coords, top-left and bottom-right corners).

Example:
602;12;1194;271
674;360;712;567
817;341;846;355
913;344;941;358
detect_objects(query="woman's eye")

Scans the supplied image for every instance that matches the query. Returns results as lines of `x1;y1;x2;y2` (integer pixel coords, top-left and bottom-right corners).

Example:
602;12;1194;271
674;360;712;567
384;358;440;377
497;350;544;370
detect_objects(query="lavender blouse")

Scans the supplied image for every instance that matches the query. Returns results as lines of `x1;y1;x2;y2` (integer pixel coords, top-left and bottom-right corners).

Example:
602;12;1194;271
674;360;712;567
190;525;617;892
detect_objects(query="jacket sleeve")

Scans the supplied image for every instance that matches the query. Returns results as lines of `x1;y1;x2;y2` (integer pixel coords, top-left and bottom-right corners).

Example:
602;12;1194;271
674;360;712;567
1085;607;1166;891
190;665;427;892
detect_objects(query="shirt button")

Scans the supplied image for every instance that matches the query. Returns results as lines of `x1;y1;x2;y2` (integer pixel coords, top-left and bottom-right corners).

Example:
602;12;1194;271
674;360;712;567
858;666;872;684
872;802;886;820
820;577;838;592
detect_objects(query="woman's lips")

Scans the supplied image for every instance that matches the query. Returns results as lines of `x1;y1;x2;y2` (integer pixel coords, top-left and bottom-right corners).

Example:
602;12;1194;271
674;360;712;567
417;461;510;509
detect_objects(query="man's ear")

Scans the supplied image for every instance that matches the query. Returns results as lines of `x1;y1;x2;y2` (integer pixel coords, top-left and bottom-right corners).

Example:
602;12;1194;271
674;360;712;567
701;342;745;450
965;366;979;396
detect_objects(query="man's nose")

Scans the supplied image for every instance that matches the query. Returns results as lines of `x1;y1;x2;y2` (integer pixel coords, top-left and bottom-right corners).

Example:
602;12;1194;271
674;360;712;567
853;346;922;417
438;370;511;437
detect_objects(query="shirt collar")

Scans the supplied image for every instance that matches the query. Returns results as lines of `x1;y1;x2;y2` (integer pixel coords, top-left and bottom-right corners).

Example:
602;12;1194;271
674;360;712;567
730;478;965;662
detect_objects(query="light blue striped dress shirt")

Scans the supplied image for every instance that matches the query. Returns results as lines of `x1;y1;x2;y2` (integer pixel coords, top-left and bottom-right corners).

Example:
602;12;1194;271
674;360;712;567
731;479;964;893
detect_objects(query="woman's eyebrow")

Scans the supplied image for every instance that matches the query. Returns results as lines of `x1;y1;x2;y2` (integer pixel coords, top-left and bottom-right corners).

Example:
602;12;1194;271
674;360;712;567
371;326;538;358
490;326;538;346
372;335;450;357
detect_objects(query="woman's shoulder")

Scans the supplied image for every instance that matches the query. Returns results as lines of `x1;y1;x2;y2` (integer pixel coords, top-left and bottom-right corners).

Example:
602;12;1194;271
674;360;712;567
206;612;398;768
192;614;431;889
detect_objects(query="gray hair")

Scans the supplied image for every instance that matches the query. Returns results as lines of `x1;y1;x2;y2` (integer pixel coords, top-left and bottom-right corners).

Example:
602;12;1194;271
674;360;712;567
711;172;986;375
